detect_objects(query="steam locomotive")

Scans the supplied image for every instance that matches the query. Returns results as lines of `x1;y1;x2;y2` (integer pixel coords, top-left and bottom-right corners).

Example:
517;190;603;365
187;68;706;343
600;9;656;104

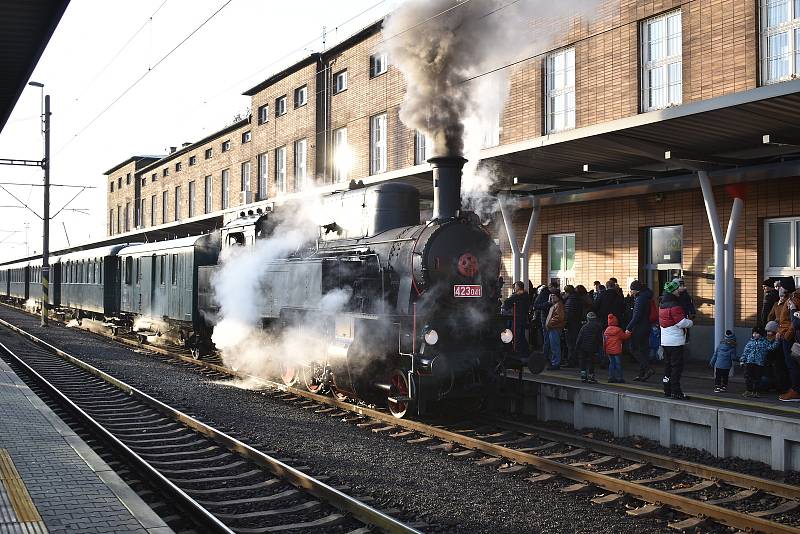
1;156;535;417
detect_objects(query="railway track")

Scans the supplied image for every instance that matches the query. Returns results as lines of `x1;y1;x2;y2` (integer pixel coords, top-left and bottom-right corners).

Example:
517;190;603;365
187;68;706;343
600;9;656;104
0;319;420;534
1;304;799;533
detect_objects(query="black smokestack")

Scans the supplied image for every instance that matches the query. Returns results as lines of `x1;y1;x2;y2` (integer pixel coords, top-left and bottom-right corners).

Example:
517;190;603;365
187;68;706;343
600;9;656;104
429;156;466;220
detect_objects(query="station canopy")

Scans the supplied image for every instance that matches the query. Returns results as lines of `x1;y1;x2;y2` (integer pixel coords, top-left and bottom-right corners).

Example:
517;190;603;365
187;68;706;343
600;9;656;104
0;1;70;133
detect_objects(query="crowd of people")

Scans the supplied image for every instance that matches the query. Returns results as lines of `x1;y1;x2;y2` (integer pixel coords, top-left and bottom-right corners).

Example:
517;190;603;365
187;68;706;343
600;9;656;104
501;276;800;403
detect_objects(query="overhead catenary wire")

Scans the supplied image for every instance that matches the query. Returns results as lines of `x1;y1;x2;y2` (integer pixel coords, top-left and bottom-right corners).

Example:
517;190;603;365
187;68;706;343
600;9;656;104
57;0;235;155
74;0;171;104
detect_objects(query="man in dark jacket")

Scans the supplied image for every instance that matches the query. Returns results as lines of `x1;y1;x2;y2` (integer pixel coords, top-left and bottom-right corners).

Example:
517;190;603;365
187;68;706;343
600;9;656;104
576;311;603;383
761;279;779;329
563;285;582;368
533;282;556;360
626;280;655;382
596;280;625;328
502;281;531;362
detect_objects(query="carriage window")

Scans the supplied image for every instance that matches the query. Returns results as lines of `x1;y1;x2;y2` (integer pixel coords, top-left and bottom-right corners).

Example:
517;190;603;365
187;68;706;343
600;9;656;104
99;259;103;284
135;258;141;286
160;255;166;285
79;261;84;284
125;257;133;285
171;254;178;285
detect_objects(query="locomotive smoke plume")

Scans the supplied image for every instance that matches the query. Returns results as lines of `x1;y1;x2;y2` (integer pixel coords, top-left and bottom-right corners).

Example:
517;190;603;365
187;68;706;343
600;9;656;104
384;0;603;214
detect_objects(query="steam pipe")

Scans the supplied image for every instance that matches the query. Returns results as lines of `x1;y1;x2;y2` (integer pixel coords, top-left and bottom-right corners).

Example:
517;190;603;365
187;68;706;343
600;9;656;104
429;156;466;220
498;195;521;284
724;196;743;334
698;170;725;348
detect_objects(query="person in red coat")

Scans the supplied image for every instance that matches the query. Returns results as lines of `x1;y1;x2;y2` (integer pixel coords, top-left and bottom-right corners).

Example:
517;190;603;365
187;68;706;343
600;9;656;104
604;314;631;383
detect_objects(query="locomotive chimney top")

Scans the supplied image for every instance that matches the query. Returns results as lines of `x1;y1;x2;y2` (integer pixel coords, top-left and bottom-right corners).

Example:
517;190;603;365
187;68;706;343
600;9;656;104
429;156;466;220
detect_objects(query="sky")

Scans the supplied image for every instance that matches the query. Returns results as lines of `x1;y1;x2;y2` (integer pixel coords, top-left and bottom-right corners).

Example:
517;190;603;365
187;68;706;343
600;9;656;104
0;0;401;262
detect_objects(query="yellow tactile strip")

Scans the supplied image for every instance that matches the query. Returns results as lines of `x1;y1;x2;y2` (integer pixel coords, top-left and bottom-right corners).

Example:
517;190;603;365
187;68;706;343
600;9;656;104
0;449;43;524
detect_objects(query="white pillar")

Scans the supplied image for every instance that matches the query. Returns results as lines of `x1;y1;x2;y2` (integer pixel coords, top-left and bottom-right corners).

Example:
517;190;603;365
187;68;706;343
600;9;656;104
498;195;521;285
520;199;540;286
698;171;725;348
723;197;743;334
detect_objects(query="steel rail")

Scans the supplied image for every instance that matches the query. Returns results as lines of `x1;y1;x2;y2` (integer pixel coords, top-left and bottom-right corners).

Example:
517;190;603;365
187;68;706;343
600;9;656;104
482;415;800;500
0;317;421;534
0;339;234;534
1;304;797;533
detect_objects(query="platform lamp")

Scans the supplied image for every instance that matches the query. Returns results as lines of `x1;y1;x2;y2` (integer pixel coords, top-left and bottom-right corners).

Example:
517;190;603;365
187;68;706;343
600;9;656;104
29;80;50;327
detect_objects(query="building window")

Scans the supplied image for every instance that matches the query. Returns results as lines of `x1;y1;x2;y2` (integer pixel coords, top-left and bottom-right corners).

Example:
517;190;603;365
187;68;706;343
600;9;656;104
548;233;575;286
141;177;146;187
175;162;182;172
258;104;269;124
188;181;195;218
126;173;131;185
118;177;122;189
761;0;800;83
110;182;114;192
641;10;682;112
205;148;213;159
204;176;212;213
241;161;252;196
370;113;387;174
109;209;114;235
294;85;308;108
151;173;157;182
414;130;427;165
221;140;231;152
334;70;348;93
222;169;230;209
162;191;167;224
765;217;800;287
242;131;251;143
150;194;157;226
124;202;130;232
370;52;388;77
276;95;287;116
276;146;287;194
545;47;576;133
189;155;197;166
257;153;268;200
174;185;181;221
294;139;308;191
139;198;145;227
163;168;169;177
333;127;349;182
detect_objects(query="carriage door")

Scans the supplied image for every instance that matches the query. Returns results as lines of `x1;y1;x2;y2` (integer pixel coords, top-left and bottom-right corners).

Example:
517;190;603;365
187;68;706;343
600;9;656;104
139;255;154;316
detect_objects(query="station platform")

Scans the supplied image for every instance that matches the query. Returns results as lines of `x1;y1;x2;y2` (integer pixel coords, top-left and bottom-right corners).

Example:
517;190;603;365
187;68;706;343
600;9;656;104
505;354;800;472
0;358;172;533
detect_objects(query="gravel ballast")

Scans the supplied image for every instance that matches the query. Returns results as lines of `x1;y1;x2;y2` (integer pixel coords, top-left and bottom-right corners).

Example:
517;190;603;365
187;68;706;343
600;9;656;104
0;306;697;533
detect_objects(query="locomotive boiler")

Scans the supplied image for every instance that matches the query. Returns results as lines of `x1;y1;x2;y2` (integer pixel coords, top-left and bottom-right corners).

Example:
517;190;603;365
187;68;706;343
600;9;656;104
200;156;515;417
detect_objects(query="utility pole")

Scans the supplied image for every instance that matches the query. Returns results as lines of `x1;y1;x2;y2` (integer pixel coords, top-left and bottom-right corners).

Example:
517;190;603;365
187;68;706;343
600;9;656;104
41;94;50;327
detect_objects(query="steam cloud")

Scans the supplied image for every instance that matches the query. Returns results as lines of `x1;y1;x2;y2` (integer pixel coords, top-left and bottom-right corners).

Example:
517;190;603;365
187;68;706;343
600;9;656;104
209;199;357;381
384;0;603;214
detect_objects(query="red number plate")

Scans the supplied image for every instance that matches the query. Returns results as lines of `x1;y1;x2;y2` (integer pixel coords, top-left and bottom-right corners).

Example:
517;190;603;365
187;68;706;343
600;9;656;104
453;284;482;298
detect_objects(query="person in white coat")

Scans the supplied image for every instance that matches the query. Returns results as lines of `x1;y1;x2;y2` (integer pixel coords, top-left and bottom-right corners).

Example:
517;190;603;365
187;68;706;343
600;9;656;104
659;279;694;400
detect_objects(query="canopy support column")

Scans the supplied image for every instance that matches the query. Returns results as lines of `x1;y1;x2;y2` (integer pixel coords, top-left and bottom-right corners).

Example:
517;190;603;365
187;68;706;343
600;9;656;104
698;170;725;348
723;196;743;334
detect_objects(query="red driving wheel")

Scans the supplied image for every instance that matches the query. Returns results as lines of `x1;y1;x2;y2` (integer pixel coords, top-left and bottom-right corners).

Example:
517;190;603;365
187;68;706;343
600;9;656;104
388;370;411;418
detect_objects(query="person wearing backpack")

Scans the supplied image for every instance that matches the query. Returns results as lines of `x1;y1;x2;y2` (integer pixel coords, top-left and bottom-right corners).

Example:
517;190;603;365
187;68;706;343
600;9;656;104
626;280;655;382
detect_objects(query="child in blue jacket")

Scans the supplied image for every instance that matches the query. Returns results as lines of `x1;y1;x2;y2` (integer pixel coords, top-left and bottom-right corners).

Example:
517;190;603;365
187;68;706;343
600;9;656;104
710;330;737;392
740;327;780;398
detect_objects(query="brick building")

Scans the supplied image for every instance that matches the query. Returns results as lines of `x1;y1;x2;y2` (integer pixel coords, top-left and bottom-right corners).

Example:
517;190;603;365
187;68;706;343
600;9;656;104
103;1;800;354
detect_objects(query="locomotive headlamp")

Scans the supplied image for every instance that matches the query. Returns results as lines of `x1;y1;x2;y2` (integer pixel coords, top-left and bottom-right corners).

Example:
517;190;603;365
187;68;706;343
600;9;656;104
500;329;513;344
424;328;439;346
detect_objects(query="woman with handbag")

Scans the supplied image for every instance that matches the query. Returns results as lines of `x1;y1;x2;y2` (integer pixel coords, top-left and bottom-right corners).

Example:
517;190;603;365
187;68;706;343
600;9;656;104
769;288;800;401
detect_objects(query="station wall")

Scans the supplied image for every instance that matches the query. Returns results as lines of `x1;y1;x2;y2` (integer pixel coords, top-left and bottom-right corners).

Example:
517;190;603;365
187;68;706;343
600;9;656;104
499;177;800;330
